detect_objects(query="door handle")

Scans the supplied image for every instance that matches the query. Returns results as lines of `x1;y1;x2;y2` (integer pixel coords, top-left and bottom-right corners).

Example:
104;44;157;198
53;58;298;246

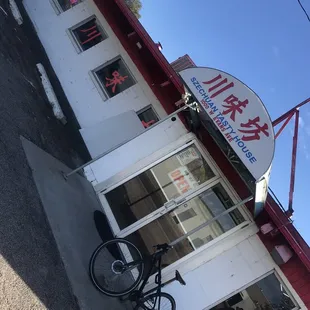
176;197;186;205
163;200;177;211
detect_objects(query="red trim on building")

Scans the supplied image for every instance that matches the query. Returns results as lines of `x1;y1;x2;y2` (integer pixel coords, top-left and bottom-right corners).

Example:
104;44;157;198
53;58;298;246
264;196;310;271
94;0;310;304
113;0;184;94
200;127;310;304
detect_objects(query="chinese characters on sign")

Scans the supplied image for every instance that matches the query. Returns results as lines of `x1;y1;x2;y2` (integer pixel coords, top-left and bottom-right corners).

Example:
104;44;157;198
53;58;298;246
239;117;269;141
222;94;248;122
179;67;275;180
95;58;135;98
202;74;269;142
72;17;107;51
203;74;234;98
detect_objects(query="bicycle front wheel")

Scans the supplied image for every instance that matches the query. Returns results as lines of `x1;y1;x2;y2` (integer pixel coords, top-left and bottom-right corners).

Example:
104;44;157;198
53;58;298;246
89;238;144;297
135;292;176;310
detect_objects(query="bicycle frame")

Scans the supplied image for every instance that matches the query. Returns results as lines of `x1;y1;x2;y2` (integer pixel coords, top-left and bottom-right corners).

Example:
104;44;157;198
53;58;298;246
140;256;163;296
126;251;165;307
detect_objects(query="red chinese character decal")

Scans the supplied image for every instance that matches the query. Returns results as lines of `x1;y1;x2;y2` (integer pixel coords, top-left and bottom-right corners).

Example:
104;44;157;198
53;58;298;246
222;94;248;121
80;24;101;45
142;120;156;128
105;71;128;93
239;117;269;141
202;74;234;98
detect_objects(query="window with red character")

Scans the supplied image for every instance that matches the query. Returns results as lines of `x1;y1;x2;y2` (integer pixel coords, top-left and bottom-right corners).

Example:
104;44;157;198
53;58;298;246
54;0;83;12
137;106;159;128
71;17;107;52
94;58;136;98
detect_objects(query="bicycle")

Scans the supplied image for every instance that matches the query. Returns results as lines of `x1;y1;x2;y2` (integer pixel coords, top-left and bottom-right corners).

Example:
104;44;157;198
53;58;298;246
89;238;186;310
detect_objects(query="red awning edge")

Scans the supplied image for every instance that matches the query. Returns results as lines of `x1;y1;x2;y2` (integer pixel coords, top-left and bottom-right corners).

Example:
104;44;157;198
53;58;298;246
265;195;310;271
114;0;184;94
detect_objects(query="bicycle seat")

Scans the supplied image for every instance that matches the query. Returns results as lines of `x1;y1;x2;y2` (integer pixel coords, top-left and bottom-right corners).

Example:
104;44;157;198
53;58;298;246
175;270;186;286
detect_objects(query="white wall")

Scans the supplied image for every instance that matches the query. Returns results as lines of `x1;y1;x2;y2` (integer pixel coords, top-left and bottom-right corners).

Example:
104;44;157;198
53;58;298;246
23;0;189;183
80;110;145;158
87;119;188;185
164;234;277;310
23;0;168;129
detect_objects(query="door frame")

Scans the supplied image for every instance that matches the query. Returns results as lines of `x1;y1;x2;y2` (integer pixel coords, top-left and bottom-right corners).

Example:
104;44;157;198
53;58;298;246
204;269;301;310
99;134;252;237
102;138;220;194
100;138;222;236
141;177;252;288
98;134;256;285
116;176;222;238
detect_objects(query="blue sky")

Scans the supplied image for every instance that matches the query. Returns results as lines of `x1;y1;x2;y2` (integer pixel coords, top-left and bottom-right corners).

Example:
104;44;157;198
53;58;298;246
140;0;310;243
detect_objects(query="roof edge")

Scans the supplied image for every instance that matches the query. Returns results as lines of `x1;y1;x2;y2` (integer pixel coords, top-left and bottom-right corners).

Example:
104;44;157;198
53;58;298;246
265;195;310;271
113;0;184;94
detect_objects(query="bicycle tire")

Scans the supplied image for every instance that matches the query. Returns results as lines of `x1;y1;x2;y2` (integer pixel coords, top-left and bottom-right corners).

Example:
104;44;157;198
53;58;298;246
89;238;144;297
134;292;176;310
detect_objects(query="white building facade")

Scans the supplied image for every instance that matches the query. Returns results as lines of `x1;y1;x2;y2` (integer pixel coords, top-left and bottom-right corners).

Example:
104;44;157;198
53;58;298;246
23;1;310;309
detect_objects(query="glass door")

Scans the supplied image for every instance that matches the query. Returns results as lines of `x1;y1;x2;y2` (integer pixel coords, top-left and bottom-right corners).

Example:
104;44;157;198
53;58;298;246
124;182;245;269
103;140;248;271
210;273;298;310
105;142;218;234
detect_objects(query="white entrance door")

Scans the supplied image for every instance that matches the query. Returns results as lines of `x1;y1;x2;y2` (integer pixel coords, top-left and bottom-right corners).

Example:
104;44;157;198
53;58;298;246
102;141;247;269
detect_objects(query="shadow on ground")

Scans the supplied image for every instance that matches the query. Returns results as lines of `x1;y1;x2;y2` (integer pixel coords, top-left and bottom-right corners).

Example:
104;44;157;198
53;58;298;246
94;210;115;242
21;137;130;310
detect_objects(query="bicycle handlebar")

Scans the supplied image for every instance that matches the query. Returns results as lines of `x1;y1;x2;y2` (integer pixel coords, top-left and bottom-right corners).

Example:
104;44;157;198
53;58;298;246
153;243;172;252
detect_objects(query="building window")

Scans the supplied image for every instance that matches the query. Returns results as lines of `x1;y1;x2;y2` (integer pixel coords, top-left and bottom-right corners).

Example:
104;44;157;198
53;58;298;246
176;208;197;222
172;216;180;225
173;209;197;225
93;58;136;99
137;106;159;128
53;0;83;12
211;273;297;310
192;235;213;249
70;17;107;52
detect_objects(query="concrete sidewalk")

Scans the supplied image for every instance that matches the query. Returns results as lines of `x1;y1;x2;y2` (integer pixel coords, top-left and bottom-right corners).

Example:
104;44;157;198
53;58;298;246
21;136;131;310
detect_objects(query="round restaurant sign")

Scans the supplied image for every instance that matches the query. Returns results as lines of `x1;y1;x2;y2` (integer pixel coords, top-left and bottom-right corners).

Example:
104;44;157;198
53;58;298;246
179;67;275;181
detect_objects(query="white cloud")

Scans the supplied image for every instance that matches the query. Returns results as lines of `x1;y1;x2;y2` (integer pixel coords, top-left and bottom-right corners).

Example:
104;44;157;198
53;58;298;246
272;46;280;57
289;127;294;137
303;145;310;160
299;133;310;160
299;116;305;129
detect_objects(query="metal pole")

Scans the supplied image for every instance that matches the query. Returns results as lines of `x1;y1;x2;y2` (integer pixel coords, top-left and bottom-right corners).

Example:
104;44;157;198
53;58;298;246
169;196;253;247
288;110;299;215
272;97;310;126
65;105;190;178
274;111;295;139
